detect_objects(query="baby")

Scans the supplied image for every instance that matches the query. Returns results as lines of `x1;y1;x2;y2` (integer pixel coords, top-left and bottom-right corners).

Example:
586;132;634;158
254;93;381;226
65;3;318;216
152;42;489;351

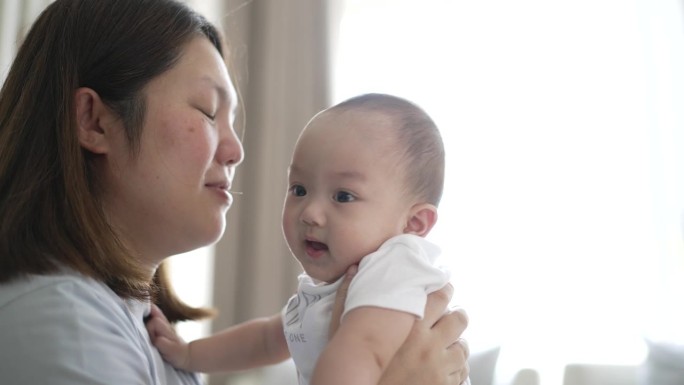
147;93;453;385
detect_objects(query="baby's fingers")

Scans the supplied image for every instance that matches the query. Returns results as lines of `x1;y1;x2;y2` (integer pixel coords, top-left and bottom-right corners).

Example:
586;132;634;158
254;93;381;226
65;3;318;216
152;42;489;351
145;313;178;342
149;304;169;322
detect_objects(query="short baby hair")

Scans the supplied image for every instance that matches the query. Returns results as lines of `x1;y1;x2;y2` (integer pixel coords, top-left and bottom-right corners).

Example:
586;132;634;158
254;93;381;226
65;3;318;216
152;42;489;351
330;93;445;206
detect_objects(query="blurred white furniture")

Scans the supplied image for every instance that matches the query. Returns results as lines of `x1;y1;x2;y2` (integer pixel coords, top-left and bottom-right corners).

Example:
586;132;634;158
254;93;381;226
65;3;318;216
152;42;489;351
641;339;684;385
469;346;501;385
509;368;541;385
562;363;639;385
256;345;538;385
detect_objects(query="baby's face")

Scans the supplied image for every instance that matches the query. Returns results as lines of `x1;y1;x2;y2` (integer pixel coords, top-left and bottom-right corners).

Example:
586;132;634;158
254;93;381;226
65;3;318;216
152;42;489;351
282;110;414;283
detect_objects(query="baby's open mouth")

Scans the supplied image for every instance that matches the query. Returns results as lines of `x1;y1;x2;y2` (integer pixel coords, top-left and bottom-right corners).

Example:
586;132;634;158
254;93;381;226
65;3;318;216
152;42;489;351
306;240;328;251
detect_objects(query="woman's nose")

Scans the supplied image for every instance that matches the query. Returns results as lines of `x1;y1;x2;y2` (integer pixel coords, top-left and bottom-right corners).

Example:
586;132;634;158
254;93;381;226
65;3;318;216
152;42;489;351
217;122;244;167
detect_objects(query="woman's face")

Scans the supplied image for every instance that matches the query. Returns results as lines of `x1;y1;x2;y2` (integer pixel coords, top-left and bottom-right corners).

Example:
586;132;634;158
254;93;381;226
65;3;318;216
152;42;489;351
101;36;243;269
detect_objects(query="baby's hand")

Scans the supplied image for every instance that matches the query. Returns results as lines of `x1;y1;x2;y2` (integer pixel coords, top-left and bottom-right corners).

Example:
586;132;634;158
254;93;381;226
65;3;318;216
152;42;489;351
145;304;192;370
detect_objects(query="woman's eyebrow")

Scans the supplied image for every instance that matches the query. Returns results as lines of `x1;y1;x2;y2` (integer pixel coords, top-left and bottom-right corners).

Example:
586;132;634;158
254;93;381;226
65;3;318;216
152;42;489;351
199;76;228;100
198;75;239;114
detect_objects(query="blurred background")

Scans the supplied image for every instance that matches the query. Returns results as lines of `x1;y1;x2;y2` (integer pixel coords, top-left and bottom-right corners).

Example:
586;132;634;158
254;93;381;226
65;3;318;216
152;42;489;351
2;1;683;384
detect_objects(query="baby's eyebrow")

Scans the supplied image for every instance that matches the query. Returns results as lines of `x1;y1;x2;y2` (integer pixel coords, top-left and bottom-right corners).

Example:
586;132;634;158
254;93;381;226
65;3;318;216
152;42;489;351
287;164;367;181
331;170;367;181
287;165;300;175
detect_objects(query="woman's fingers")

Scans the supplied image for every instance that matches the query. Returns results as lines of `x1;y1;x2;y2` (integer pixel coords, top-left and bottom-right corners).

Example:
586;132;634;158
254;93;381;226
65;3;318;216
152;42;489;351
424;288;470;385
454;361;471;385
328;264;357;338
434;306;469;345
420;283;454;328
453;336;470;362
447;337;470;383
377;284;470;385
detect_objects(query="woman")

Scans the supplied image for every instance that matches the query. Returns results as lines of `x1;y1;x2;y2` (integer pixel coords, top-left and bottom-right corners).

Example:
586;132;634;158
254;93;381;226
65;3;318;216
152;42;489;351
0;0;469;384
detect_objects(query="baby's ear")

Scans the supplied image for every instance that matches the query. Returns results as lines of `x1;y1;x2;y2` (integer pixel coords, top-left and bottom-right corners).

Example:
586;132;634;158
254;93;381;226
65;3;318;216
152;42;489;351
403;203;438;237
74;87;115;154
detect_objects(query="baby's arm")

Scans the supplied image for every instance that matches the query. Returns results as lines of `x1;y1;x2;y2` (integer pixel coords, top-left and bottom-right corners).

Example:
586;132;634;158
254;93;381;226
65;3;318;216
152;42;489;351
146;305;289;373
310;306;416;385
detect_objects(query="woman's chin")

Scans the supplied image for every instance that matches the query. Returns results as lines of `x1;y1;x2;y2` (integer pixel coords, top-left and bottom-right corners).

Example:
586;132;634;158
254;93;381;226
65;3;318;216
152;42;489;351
205;222;227;245
181;220;227;253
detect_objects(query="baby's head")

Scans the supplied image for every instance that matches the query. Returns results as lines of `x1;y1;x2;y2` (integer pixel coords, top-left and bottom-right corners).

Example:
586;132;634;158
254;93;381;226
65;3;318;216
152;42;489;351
282;93;445;283
327;93;445;206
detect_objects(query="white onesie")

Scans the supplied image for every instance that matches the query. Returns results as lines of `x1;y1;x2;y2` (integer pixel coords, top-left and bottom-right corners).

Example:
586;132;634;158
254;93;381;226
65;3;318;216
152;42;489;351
282;233;451;385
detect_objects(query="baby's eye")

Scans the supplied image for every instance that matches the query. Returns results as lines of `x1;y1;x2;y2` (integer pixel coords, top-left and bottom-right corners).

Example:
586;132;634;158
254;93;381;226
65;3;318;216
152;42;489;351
290;184;307;197
334;191;355;203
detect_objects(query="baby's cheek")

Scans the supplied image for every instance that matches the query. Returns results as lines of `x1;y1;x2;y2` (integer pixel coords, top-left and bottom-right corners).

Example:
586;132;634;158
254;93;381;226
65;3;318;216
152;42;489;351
282;210;298;248
336;228;372;265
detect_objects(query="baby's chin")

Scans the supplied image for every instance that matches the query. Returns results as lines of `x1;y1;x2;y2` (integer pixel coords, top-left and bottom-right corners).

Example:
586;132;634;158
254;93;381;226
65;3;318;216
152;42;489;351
303;266;345;285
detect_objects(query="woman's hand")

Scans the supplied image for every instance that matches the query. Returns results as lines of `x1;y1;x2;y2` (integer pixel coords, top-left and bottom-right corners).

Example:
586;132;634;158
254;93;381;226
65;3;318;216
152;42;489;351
329;270;470;385
329;264;358;339
379;284;470;385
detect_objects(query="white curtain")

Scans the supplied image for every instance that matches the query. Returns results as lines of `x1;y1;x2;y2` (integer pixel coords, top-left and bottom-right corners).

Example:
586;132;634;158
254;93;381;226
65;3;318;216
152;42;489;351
639;0;684;346
206;1;333;384
0;0;53;80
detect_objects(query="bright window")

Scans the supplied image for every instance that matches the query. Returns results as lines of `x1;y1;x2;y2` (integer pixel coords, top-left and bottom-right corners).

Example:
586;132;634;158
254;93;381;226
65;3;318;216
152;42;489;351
333;0;684;382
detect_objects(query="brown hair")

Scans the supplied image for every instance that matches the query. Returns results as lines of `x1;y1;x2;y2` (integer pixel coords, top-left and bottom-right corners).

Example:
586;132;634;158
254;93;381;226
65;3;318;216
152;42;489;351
329;93;445;206
0;0;222;321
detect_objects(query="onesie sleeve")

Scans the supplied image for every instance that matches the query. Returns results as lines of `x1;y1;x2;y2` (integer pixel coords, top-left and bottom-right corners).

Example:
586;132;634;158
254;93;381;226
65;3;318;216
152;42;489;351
342;235;450;319
0;277;158;385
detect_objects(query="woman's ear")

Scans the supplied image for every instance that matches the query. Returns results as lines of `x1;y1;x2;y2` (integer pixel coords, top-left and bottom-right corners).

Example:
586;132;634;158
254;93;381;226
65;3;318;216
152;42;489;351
403;203;438;237
74;87;112;154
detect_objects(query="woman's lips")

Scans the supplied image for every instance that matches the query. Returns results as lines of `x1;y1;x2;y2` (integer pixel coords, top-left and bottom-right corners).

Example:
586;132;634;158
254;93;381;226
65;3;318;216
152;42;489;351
206;183;233;205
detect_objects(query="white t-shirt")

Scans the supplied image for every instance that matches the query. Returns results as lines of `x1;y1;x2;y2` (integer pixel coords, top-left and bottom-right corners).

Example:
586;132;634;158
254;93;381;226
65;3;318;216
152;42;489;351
0;270;202;385
282;234;451;385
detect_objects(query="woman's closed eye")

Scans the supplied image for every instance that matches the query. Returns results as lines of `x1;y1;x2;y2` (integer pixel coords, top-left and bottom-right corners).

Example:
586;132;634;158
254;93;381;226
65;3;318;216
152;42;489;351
333;191;355;203
201;109;216;121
